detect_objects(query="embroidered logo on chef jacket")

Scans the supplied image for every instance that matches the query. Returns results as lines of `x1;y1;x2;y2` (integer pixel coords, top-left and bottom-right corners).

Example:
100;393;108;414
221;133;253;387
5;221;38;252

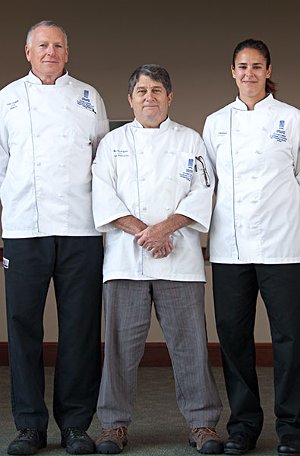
179;158;194;181
3;257;9;269
6;100;19;110
270;120;287;142
77;90;96;113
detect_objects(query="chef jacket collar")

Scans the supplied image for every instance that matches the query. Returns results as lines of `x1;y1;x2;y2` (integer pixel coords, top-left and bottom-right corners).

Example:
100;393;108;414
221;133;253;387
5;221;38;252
234;93;274;110
27;70;70;85
132;117;171;130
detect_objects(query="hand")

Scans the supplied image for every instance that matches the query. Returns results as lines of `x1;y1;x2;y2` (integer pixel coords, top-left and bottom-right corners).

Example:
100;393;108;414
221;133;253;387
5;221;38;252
152;239;174;259
135;224;174;258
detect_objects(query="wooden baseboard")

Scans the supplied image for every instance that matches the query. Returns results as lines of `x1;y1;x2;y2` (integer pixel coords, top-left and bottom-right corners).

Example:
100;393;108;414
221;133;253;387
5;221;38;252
0;341;273;367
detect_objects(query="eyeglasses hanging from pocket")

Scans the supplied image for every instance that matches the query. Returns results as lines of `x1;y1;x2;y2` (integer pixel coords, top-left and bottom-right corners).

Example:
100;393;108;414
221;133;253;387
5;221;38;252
195;156;211;187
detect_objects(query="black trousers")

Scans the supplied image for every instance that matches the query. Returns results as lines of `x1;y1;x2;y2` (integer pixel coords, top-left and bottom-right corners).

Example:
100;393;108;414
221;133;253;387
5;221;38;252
212;263;300;440
4;236;103;432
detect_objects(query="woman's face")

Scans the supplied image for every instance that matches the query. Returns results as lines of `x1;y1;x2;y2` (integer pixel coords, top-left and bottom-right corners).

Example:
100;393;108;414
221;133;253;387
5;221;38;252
231;48;272;105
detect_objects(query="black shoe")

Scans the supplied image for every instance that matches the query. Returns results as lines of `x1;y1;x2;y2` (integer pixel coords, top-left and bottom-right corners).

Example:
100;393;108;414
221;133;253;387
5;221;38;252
278;434;300;456
224;432;256;455
7;429;47;455
61;428;95;454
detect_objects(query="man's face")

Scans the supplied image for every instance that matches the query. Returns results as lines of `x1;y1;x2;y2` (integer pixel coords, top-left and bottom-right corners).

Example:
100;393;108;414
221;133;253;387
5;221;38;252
128;75;173;128
25;25;69;83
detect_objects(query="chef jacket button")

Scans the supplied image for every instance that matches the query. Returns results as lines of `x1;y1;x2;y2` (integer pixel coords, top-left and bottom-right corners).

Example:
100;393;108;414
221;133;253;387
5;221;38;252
255;150;262;154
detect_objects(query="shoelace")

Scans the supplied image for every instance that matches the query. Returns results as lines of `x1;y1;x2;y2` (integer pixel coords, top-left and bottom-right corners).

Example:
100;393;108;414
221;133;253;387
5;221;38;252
100;427;127;440
64;428;87;440
192;427;219;443
17;429;39;440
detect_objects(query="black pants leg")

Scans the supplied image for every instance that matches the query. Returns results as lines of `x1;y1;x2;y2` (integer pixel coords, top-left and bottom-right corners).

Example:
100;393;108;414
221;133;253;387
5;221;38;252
4;236;103;432
52;236;102;430
4;237;55;430
212;263;263;441
256;263;300;438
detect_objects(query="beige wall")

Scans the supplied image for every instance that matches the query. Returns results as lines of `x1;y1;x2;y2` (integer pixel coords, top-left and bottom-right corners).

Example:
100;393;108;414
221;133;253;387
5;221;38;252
0;267;271;343
1;0;299;343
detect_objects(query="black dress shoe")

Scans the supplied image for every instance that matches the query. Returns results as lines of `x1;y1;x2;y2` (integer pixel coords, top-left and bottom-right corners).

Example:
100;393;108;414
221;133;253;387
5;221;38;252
224;432;256;455
278;434;300;456
7;428;47;455
61;428;95;454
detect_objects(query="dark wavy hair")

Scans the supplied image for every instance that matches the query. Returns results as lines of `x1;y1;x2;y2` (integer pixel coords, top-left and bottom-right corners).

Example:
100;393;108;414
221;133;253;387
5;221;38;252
232;38;277;96
128;64;172;96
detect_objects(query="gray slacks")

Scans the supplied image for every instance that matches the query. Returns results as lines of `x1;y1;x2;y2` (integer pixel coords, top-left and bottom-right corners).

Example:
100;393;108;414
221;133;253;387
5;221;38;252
97;279;222;429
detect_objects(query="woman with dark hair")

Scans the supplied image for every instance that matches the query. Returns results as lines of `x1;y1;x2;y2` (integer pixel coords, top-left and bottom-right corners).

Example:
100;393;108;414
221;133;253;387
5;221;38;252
203;39;300;455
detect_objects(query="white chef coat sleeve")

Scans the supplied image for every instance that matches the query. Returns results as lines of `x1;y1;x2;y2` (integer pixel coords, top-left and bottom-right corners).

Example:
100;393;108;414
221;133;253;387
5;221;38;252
174;134;214;233
203;116;218;177
92;92;109;156
0;111;9;189
92;136;132;232
293;110;300;185
0;143;9;189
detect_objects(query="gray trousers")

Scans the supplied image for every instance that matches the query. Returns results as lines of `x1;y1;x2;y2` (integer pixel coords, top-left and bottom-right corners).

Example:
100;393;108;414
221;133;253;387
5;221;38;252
97;280;222;429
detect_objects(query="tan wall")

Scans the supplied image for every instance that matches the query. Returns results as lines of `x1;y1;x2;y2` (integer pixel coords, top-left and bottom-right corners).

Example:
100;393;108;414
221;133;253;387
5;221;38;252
1;0;299;342
0;265;271;343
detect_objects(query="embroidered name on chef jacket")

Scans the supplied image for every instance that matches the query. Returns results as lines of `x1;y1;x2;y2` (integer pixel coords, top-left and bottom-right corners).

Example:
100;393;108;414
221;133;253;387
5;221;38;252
6;100;19;110
77;89;96;113
179;158;194;181
113;149;129;158
270;120;287;142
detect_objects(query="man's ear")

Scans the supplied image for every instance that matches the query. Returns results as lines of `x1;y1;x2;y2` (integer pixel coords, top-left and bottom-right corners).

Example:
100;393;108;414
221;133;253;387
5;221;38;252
25;44;31;62
128;94;133;109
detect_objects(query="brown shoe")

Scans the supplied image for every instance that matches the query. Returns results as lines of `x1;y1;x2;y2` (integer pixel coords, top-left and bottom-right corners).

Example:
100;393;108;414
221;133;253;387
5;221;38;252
189;427;223;454
95;427;128;454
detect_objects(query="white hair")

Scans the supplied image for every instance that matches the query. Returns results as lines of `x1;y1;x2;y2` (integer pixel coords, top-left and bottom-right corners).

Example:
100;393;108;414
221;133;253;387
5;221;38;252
26;20;68;46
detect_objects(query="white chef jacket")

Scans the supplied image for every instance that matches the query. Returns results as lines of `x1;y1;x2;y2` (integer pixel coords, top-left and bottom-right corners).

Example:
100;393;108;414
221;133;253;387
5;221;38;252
92;118;214;282
203;94;300;264
0;71;109;238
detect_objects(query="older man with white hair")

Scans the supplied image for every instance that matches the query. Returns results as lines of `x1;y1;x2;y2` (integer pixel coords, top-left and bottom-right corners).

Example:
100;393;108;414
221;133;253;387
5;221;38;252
0;20;108;455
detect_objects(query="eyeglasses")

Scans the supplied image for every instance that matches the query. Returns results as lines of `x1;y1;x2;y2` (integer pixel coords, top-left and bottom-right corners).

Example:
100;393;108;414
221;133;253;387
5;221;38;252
195;156;210;187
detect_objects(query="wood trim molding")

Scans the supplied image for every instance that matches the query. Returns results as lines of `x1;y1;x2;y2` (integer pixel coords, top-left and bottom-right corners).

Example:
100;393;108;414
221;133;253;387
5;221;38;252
0;341;273;367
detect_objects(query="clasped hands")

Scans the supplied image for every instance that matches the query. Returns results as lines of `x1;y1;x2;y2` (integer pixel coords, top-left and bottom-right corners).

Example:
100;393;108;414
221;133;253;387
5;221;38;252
135;223;174;259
